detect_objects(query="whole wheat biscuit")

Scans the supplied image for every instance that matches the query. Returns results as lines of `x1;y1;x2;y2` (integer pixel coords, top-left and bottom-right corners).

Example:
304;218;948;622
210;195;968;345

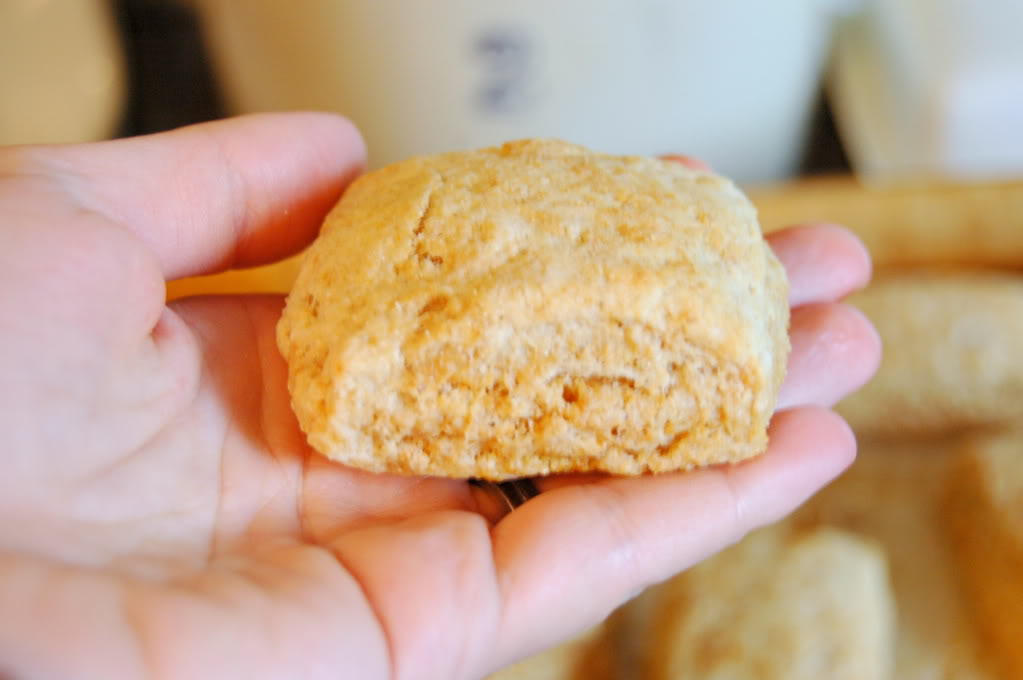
277;139;789;479
485;625;611;680
750;177;1023;269
644;524;895;680
944;430;1023;680
837;270;1023;438
799;440;994;679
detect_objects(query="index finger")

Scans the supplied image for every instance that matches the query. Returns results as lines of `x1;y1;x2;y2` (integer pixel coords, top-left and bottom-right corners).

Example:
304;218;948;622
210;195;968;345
768;223;873;306
19;112;366;280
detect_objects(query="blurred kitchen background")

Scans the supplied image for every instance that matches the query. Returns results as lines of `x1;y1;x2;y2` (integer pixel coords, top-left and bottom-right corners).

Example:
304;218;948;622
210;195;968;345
5;0;1022;185
4;2;1023;679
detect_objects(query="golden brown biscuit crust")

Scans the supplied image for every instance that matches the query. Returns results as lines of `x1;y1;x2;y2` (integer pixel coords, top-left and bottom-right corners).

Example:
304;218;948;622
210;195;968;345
278;140;788;479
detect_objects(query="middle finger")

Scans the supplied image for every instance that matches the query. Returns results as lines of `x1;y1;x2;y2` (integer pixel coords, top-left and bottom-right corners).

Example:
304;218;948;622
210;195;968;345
776;302;881;411
768;223;872;307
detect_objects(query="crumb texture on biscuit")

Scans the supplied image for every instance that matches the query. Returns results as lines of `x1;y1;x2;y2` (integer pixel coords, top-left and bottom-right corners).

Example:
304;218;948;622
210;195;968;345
278;139;788;479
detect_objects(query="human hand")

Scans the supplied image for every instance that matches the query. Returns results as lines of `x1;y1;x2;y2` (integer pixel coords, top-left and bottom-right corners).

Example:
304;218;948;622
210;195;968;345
0;114;878;680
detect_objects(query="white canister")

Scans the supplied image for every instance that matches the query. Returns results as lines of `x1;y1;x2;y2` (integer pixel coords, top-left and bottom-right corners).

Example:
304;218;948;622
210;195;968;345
0;0;125;145
196;0;836;183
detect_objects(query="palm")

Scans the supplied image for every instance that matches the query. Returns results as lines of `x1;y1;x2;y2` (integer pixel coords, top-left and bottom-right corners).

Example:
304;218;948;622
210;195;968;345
3;279;481;676
0;114;879;680
160;294;478;555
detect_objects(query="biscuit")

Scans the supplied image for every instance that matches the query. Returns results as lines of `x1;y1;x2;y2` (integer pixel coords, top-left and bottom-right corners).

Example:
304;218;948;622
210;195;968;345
277;139;789;479
486;626;611;680
837;270;1023;438
750;177;1023;269
799;440;994;680
944;430;1023;680
644;523;895;680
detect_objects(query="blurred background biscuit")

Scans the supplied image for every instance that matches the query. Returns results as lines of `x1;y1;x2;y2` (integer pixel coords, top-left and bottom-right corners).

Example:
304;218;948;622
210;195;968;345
642;523;895;680
944;430;1023;680
799;440;995;680
486;626;612;680
836;271;1023;438
751;179;1023;269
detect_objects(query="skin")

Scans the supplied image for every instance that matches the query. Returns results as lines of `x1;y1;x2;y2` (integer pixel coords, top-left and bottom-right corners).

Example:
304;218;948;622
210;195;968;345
0;113;880;680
